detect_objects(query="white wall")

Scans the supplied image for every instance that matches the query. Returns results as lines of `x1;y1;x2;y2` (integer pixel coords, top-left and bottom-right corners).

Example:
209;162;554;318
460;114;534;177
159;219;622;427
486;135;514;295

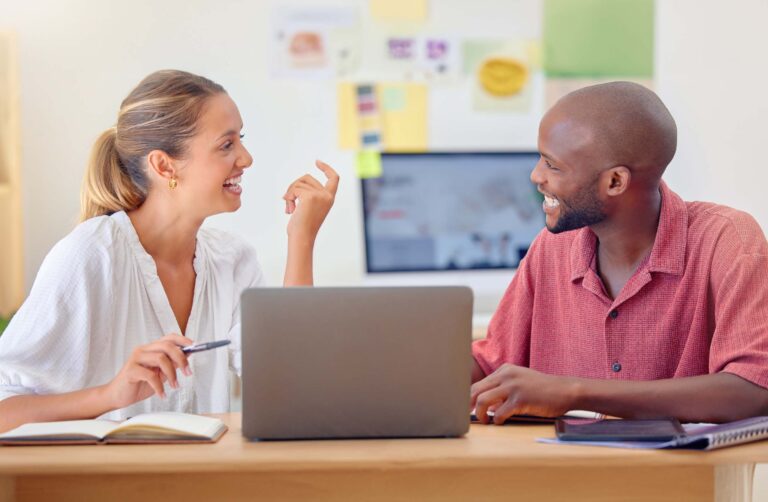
6;0;768;294
2;0;767;291
657;5;768;497
0;0;539;293
2;0;352;289
656;0;768;225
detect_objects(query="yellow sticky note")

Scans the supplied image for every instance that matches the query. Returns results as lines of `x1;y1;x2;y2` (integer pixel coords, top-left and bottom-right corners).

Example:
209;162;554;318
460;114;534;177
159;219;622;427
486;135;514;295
370;0;428;22
337;82;359;150
338;82;428;152
378;83;428;152
356;151;382;179
359;115;381;130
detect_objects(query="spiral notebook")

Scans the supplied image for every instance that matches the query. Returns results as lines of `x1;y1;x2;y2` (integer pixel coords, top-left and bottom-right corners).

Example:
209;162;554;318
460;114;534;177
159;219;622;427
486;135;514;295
539;416;768;450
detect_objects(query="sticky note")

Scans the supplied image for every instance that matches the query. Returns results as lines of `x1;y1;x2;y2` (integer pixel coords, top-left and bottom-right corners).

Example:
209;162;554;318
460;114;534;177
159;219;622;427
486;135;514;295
361;132;381;147
387;38;417;60
359;115;381;130
378;83;427;152
338;82;359;149
543;0;654;77
338;82;428;152
382;87;406;111
370;0;428;22
356;150;383;179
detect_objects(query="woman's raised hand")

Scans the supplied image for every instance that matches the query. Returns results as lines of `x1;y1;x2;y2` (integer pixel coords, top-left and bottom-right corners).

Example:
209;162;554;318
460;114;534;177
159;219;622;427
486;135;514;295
283;160;339;242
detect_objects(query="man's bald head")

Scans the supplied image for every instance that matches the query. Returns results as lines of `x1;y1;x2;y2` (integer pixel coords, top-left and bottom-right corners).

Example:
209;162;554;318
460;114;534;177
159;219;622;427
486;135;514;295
547;82;677;185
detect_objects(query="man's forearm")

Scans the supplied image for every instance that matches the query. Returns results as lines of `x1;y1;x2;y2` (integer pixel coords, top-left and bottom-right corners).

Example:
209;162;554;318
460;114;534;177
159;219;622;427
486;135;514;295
572;372;768;423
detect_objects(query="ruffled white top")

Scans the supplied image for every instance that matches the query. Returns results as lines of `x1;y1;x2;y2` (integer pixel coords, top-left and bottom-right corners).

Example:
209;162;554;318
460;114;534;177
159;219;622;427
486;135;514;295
0;211;264;420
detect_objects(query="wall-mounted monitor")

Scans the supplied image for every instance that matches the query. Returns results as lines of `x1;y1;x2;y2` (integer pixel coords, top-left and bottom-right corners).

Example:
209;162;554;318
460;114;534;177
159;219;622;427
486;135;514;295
361;152;544;275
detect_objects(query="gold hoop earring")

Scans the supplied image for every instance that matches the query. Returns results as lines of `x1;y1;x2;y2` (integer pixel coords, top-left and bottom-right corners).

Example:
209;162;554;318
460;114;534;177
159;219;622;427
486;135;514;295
169;178;178;189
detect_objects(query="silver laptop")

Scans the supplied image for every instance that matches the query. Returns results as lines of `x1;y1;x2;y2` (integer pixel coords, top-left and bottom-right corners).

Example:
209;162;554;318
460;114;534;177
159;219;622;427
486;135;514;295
241;286;473;440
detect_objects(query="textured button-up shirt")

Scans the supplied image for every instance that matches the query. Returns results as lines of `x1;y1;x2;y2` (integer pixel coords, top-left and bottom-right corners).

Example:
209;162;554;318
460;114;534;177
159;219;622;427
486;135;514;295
473;182;768;389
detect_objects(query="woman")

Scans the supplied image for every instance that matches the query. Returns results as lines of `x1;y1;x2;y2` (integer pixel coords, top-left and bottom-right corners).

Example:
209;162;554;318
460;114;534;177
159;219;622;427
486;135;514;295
0;70;338;432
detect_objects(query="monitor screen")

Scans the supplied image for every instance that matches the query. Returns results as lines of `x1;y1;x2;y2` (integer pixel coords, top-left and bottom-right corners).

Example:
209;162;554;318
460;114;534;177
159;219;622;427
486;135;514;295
362;152;545;273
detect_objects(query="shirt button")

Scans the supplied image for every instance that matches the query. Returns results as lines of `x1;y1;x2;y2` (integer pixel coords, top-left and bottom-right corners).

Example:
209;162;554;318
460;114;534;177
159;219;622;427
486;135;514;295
612;362;622;372
609;309;619;319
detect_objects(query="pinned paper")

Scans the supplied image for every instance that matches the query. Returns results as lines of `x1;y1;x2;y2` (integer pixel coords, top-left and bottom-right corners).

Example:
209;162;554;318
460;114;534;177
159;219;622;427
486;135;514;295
382;87;406;111
379;83;427;151
463;39;539;113
337;82;359;149
370;0;428;22
355;83;382;149
271;7;361;79
338;82;428;152
387;38;417;60
287;30;327;68
377;37;419;80
356;151;383;179
422;37;459;81
478;58;528;96
543;0;653;77
373;36;459;82
359;115;381;130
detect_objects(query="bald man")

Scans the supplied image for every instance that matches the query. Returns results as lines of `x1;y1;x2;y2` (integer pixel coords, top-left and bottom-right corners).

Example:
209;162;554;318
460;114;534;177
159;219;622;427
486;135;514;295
471;82;768;424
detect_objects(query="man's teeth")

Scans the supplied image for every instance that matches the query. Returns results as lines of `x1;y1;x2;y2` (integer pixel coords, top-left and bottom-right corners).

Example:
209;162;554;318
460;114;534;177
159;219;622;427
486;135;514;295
544;195;560;208
224;176;241;187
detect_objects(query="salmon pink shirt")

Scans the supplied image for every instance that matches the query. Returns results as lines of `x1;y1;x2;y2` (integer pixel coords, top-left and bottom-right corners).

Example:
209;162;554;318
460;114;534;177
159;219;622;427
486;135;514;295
473;182;768;389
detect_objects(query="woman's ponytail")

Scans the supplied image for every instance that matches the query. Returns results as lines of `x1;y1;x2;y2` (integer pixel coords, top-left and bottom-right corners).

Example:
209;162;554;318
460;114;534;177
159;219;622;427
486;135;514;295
80;128;145;221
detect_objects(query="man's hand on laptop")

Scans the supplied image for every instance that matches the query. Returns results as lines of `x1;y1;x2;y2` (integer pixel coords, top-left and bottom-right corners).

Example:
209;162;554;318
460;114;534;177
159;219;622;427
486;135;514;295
470;364;580;425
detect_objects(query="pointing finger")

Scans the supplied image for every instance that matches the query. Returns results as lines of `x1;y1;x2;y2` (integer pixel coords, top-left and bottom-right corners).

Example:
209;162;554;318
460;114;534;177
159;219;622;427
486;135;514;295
315;160;339;196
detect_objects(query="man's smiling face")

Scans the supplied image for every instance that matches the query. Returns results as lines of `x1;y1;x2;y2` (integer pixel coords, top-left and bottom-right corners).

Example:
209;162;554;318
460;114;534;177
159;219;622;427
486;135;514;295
530;107;608;234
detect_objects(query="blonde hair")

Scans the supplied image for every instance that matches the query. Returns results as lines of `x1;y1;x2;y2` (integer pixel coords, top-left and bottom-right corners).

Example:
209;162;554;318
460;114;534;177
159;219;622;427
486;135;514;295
80;70;225;221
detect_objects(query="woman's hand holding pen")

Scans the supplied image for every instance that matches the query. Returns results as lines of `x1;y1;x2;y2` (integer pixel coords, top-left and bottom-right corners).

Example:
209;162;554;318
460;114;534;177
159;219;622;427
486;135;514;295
105;334;193;408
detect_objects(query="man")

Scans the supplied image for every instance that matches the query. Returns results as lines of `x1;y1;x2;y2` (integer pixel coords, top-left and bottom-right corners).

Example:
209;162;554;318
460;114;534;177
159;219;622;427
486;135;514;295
471;82;768;424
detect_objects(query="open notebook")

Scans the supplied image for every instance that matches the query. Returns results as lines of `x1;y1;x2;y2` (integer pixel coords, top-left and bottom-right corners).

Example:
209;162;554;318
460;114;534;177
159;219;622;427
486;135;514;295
539;416;768;450
0;412;227;446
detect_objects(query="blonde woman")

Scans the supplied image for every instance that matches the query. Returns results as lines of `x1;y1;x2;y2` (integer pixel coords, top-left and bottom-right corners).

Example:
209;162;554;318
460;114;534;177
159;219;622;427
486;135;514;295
0;70;338;432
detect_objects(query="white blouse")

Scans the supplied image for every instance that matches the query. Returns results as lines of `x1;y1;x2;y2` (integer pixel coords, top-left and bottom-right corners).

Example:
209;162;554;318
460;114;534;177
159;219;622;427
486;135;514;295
0;211;264;420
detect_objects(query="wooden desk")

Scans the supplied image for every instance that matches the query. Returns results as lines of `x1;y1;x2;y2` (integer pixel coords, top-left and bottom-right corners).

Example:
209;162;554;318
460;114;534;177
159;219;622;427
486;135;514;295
0;413;764;502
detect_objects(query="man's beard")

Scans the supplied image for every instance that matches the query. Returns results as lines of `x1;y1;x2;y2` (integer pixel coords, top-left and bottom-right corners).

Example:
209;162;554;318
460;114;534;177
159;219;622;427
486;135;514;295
547;182;607;234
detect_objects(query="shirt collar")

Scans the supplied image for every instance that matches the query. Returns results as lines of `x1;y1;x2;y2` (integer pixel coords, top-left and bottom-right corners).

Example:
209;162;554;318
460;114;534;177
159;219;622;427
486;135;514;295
570;180;688;282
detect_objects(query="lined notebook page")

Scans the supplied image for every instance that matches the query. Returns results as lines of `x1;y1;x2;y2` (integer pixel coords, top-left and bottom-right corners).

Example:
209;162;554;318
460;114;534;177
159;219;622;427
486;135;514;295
0;420;120;440
114;412;224;438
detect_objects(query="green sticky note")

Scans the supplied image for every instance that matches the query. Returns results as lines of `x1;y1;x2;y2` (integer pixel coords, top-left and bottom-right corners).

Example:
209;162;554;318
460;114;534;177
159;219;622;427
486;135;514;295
543;0;654;77
382;87;406;111
356;150;382;179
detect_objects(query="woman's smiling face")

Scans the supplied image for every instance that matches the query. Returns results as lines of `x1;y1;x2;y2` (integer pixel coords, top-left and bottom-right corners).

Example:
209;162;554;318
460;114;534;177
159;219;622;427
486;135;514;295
173;92;253;219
